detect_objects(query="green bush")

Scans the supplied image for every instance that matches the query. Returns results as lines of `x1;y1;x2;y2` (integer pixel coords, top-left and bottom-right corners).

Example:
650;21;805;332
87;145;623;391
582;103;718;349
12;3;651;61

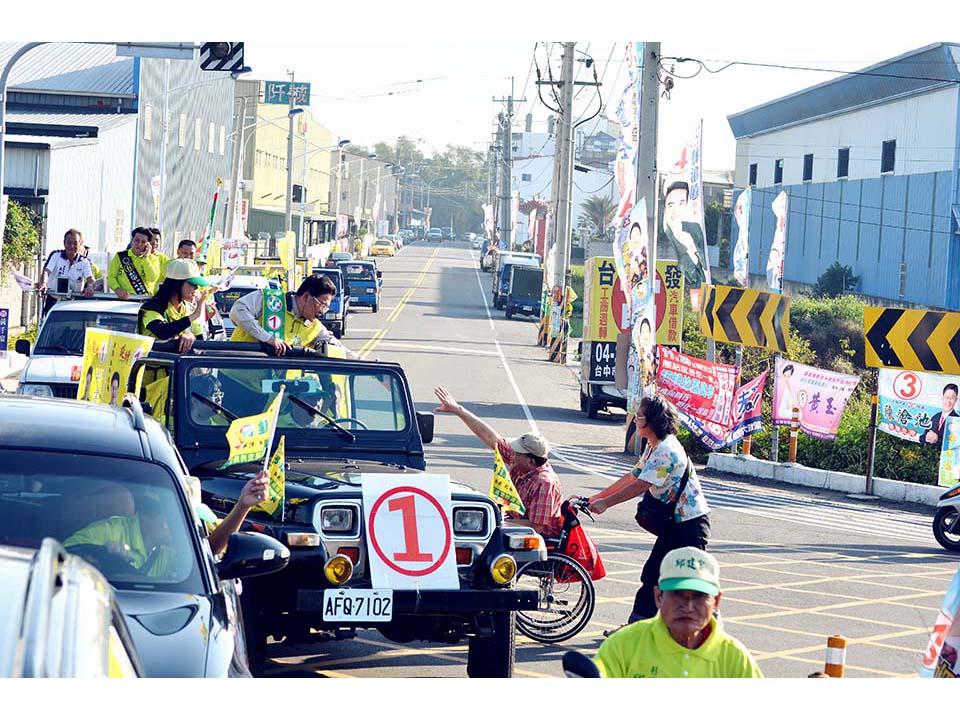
2;199;40;270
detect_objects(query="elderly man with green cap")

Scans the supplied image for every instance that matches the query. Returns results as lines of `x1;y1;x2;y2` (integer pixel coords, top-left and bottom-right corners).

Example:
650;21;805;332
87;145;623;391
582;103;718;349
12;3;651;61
595;547;762;678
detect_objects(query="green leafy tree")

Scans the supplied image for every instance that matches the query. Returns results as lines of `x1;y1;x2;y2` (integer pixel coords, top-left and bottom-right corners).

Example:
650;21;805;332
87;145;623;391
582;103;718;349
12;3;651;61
815;261;859;297
579;194;616;235
2;199;40;270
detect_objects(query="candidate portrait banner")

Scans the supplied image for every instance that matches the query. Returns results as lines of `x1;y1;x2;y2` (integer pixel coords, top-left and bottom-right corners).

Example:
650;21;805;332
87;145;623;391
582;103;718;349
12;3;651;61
878;368;960;444
733;187;751;287
920;565;960;677
656;345;739;427
773;357;859;440
939;417;960;488
681;370;768;450
77;328;153;406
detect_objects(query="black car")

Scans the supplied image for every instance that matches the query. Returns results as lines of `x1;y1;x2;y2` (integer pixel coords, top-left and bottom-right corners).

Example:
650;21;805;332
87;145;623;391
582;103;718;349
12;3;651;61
131;341;546;677
0;394;290;677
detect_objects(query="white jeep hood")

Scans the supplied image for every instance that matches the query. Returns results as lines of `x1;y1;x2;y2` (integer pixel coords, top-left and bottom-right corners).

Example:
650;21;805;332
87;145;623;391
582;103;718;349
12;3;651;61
19;354;84;385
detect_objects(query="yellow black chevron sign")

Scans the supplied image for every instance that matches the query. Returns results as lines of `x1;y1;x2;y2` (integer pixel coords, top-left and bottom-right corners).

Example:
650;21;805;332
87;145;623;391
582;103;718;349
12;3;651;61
699;285;791;352
864;306;960;373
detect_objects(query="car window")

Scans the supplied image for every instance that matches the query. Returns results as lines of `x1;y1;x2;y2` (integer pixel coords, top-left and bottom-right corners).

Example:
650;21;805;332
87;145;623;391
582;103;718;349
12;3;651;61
35;311;138;355
214;287;257;315
0;451;203;593
340;264;374;281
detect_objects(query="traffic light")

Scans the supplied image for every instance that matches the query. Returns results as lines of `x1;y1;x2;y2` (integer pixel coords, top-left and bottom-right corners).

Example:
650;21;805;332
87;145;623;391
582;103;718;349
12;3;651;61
199;42;244;72
292;185;306;203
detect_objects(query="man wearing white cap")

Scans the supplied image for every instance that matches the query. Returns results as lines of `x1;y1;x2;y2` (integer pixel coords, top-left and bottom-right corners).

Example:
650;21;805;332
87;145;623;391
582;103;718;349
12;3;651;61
433;386;563;537
595;547;762;678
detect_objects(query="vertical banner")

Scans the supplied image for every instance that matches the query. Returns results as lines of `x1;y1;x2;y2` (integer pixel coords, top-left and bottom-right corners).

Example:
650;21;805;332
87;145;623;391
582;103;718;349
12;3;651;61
878;368;960;445
586;257;627;343
767;191;788;293
772;357;859;440
921;566;960;677
198;178;223;257
617;198;656;406
151;176;162;225
655;260;684;346
613;42;641;226
336;214;348;239
940;417;960;487
0;307;8;354
733;187;751;286
482;203;494;239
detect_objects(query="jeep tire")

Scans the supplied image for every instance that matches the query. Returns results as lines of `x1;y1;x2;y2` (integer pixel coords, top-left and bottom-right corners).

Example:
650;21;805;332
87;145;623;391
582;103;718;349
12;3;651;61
467;611;515;678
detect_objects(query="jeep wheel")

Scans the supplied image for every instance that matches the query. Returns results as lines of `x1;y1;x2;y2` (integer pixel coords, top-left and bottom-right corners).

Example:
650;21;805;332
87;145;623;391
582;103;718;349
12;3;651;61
467;611;515;678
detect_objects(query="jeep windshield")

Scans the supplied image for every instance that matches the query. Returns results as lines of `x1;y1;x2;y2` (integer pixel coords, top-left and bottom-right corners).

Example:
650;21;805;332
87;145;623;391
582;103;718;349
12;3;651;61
35;310;138;355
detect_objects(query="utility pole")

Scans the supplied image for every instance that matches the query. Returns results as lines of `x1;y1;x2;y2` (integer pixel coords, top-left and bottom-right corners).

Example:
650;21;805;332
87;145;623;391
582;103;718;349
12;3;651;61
556;43;576;361
284;70;295;234
494;78;520;250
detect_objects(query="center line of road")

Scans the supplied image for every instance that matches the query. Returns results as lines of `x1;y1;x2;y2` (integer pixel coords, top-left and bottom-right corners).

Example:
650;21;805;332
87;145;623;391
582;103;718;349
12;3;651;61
471;250;540;436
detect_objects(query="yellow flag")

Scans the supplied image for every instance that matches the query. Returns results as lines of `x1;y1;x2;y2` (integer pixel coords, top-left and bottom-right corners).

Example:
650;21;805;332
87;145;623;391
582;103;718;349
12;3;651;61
221;392;283;469
253;436;285;519
489;447;526;515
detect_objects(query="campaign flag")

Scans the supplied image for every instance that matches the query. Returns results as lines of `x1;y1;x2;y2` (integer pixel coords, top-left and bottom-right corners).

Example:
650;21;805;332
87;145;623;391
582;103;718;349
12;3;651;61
920;565;960;677
878;368;960;445
767;191;788;293
221;390;284;469
656;345;740;427
613;42;641;225
253;435;286;520
489;447;526;515
733;188;751;286
681;370;768;450
772;357;859;440
198;177;223;257
13;270;35;292
940;418;960;488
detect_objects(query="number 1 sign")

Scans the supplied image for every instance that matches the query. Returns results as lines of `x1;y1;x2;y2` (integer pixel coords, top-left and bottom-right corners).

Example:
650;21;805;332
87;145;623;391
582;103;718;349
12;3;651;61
362;475;460;590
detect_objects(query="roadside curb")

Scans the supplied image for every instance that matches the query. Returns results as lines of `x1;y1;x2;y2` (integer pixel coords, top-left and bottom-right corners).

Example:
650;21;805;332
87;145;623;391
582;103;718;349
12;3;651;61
707;453;945;507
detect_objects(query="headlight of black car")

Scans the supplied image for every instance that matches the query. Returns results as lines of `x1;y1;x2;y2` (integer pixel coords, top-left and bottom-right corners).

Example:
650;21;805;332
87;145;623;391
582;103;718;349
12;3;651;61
320;506;356;534
453;508;487;536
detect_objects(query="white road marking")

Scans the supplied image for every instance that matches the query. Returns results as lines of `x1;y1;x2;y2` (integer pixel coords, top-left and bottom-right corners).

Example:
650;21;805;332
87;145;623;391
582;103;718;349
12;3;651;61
377;341;499;356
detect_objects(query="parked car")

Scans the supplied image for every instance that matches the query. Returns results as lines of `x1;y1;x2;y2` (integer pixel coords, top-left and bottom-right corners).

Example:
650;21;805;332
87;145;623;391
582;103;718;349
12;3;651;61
311;267;351;337
0;394;290;677
493;256;541;309
471;236;483;250
0;539;144;677
15;299;140;399
328;251;354;264
337;260;382;313
504;266;544;320
441;227;454;241
383;233;403;250
398;229;415;244
130;342;546;677
427;228;443;242
370;238;396;257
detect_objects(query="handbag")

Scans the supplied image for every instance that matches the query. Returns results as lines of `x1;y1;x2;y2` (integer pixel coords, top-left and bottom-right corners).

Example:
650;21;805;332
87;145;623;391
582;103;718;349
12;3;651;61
634;459;691;536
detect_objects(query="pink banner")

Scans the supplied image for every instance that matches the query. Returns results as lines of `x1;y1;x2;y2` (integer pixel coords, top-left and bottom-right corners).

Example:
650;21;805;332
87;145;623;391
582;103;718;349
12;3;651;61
655;346;740;427
773;357;859;440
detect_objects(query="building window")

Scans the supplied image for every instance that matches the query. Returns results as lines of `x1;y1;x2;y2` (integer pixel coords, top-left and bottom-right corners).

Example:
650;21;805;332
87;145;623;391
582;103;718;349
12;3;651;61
748;163;757;187
208;122;215;153
195;118;202;152
837;148;849;179
773;159;783;185
899;261;907;298
143;105;153;141
256;149;262;167
219;125;226;156
522;173;532;182
881;140;896;174
802;154;813;182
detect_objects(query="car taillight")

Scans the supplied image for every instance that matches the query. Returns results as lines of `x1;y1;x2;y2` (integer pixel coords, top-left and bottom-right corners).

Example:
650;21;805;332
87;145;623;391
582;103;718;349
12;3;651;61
456;547;473;565
337;546;360;564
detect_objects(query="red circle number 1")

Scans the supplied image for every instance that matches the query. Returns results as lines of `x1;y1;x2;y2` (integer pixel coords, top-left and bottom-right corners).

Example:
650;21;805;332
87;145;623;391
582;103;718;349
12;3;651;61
388;494;433;562
368;486;452;577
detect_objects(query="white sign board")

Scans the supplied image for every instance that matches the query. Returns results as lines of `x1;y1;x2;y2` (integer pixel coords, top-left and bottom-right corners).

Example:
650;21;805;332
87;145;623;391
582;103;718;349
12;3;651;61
361;475;459;590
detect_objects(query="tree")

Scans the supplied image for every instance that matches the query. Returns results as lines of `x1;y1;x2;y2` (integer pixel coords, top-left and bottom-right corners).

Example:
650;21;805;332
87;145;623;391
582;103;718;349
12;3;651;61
579;194;616;236
2;199;40;270
815;261;859;297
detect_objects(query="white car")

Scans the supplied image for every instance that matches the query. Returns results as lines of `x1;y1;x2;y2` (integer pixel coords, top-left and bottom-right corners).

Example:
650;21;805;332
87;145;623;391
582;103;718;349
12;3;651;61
15;299;140;399
471;236;482;250
214;274;280;339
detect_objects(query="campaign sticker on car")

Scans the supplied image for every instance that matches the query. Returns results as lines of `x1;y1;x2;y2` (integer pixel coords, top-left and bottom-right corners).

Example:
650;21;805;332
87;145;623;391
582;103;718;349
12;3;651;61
71;365;82;382
322;589;393;622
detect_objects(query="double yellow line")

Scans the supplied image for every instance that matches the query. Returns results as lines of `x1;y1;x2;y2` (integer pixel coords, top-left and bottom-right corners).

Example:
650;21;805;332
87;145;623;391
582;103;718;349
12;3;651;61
359;247;439;358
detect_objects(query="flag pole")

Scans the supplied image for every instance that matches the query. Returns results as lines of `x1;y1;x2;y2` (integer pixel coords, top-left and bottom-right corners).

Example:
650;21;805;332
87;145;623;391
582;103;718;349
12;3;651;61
263;386;285;473
198;177;223;258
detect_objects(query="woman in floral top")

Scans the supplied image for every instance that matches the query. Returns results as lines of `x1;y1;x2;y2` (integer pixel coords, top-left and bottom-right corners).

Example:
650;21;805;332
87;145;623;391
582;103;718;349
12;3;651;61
589;393;711;628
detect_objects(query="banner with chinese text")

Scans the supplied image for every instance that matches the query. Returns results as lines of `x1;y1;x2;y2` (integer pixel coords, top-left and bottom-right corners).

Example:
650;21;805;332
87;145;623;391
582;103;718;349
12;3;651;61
655;345;739;427
655;260;683;346
878;368;960;445
772;357;859;440
680;370;767;450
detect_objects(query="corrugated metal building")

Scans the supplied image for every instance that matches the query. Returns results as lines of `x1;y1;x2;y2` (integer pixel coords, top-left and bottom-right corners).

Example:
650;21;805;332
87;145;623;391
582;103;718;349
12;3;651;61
727;43;960;309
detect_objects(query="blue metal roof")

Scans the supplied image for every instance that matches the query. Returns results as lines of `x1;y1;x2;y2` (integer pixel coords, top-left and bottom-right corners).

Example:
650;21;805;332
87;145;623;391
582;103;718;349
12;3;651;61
0;42;134;97
728;43;960;138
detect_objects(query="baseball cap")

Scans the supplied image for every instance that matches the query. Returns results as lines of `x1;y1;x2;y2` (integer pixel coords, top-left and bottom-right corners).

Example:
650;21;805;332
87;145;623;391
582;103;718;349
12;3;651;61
165;258;211;286
658;547;720;596
509;432;550;459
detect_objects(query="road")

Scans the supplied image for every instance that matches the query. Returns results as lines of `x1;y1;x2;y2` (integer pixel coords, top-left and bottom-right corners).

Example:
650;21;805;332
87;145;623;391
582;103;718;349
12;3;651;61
270;240;958;678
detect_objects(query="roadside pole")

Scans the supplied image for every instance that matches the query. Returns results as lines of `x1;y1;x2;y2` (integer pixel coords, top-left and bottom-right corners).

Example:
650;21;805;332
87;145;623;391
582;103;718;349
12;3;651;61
556;43;576;363
771;352;781;462
859;373;880;498
731;343;743;454
284;70;295;234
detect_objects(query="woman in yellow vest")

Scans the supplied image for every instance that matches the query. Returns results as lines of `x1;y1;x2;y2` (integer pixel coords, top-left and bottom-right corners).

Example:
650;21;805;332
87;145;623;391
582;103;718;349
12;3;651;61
138;259;212;353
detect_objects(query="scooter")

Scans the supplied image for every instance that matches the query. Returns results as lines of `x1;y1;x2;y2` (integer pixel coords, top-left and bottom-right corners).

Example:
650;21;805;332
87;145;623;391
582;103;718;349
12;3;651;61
933;482;960;551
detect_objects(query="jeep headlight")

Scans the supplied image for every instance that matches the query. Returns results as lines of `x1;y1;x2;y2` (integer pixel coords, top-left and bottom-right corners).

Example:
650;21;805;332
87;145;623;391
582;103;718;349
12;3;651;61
453;508;486;535
320;507;356;533
18;383;54;398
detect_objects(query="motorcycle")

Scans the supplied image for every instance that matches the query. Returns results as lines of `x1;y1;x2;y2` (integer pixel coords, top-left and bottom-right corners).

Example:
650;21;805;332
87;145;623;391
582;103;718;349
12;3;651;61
933;482;960;551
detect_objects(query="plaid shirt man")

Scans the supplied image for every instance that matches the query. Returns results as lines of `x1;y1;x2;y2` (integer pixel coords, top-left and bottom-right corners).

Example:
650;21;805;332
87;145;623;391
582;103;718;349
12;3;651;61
496;438;563;537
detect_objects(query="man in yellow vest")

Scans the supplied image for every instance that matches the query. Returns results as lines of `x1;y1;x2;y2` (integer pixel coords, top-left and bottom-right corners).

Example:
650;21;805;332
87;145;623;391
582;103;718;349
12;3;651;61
108;227;163;299
229;275;358;358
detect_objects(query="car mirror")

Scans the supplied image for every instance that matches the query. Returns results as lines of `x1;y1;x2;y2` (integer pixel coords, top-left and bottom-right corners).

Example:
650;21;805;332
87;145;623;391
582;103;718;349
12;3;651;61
416;410;435;444
15;338;30;356
376;271;382;279
217;531;290;581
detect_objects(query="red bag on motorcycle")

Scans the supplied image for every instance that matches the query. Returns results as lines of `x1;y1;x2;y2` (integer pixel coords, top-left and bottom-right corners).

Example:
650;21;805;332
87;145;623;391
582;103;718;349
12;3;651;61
563;524;606;582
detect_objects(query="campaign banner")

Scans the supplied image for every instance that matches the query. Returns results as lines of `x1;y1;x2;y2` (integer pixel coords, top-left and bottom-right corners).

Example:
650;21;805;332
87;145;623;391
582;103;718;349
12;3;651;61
77;328;154;406
613;42;641;224
878;368;960;445
0;308;7;353
681;370;768;450
773;357;859;440
733;187;751;286
767;191;787;293
920;565;960;677
656;345;739;427
939;418;960;487
586;257;627;343
655;260;683;346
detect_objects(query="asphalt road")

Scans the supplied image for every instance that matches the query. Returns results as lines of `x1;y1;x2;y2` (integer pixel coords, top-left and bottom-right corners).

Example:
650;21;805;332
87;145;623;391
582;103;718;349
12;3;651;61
270;240;958;679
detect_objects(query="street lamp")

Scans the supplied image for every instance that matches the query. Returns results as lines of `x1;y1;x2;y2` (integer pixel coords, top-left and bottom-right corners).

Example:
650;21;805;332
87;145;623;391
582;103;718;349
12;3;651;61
284;106;305;234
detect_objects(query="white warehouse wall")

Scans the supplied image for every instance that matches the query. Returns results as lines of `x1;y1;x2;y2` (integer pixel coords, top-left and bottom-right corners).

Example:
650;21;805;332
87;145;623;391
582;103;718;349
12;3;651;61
735;86;959;187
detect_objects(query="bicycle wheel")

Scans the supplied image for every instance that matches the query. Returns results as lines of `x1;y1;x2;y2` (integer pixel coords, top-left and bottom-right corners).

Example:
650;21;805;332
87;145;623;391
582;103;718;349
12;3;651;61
515;553;595;644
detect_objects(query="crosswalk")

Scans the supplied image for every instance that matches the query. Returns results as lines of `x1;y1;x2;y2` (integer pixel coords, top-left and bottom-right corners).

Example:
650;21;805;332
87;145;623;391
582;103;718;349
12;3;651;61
550;443;937;546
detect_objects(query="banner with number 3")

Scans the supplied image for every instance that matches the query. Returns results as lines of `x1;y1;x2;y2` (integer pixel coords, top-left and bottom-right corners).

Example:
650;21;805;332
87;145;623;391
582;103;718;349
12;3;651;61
361;475;460;590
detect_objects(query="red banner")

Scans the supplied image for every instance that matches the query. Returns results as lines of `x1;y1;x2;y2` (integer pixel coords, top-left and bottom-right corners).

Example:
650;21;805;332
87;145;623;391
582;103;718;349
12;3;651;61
655;346;740;427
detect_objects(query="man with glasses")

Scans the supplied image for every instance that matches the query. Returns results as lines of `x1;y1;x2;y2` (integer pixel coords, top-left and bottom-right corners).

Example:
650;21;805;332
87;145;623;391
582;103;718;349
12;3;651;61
228;275;358;358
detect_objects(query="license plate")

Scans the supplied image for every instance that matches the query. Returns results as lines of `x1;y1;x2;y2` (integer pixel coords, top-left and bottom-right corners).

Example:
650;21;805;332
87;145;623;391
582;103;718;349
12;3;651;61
523;305;533;311
366;288;376;294
322;589;393;622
